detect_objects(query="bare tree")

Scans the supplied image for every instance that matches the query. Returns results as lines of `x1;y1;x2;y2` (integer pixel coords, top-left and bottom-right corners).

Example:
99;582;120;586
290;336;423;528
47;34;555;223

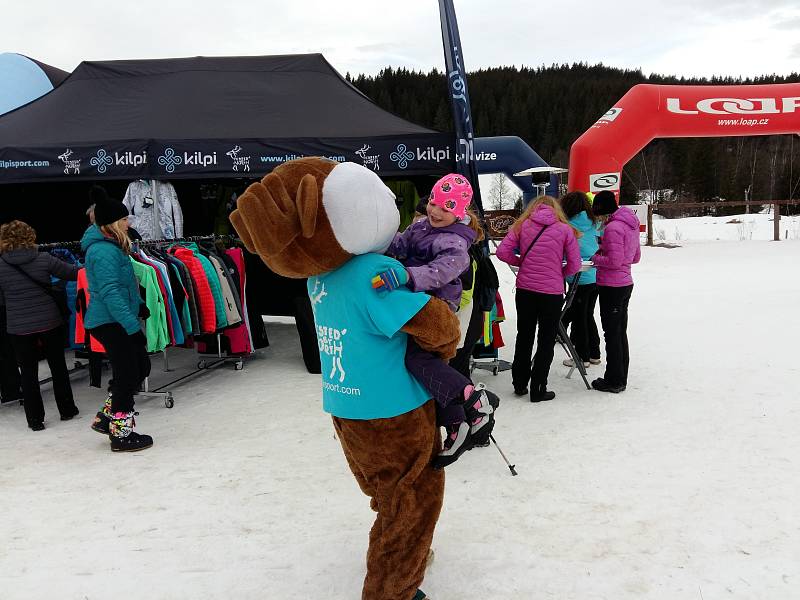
488;173;511;210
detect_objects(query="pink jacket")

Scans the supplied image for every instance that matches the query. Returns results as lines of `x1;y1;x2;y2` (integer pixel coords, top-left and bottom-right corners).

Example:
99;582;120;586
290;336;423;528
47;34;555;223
497;205;581;295
592;206;641;287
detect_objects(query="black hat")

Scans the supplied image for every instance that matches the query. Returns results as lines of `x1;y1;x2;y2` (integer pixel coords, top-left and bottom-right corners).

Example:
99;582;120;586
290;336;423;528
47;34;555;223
592;190;618;216
90;185;128;226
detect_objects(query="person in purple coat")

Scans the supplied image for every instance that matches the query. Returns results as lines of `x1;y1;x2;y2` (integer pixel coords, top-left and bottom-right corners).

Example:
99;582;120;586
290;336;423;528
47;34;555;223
373;173;499;469
497;196;581;402
589;191;642;393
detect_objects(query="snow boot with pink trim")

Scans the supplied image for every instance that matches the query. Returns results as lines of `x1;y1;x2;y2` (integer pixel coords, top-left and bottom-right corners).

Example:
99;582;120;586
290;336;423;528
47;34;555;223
109;411;153;452
90;394;113;435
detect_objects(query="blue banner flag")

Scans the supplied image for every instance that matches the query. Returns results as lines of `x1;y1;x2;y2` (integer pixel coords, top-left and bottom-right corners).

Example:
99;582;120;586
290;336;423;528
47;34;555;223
438;0;484;217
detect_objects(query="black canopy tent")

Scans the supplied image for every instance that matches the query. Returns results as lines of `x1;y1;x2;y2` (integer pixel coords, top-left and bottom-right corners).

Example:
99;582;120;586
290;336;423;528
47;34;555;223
0;54;455;366
0;53;455;183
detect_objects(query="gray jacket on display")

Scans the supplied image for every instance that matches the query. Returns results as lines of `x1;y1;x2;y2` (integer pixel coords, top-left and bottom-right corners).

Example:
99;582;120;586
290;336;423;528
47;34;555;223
123;180;184;240
0;249;80;335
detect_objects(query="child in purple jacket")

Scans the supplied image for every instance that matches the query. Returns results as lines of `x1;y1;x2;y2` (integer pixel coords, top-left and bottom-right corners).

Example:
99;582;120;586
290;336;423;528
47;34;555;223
373;174;499;469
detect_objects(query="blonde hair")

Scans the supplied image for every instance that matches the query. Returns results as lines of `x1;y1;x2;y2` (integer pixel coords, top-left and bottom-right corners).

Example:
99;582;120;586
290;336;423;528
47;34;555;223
465;207;485;242
100;218;131;255
511;196;580;237
0;220;37;253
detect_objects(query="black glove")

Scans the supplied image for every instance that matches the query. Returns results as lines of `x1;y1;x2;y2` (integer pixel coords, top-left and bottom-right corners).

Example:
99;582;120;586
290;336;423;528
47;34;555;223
138;304;151;320
130;330;147;347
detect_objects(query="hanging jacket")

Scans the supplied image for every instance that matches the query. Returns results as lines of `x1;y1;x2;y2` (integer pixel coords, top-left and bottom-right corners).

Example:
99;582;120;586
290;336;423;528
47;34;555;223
80;225;142;335
135;251;184;345
49;248;82;348
170;247;216;333
205;253;242;326
496;204;581;295
387;218;477;311
183;243;227;329
222;248;253;354
130;259;170;352
75;269;106;353
592;206;642;288
165;254;199;335
567;211;601;286
123;180;184;240
0;248;80;335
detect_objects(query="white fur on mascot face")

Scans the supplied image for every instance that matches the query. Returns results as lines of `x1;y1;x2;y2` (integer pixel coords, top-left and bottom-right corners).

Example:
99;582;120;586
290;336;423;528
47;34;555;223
321;162;399;256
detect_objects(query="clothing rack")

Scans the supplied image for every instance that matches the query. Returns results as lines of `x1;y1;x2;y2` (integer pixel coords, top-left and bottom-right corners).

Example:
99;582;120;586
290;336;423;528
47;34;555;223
37;234;250;409
39;234;239;251
38;240;82;251
135;234;249;407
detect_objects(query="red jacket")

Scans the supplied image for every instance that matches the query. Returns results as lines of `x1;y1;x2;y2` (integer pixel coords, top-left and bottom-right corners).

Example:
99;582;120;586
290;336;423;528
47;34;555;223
170;248;217;333
75;269;106;353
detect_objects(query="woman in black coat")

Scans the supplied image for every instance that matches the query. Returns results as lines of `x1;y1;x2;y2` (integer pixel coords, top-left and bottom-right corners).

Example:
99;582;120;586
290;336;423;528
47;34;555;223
0;220;80;430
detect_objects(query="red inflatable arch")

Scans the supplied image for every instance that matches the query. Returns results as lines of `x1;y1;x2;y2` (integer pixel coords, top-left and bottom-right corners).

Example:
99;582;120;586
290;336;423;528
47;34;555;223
568;83;800;195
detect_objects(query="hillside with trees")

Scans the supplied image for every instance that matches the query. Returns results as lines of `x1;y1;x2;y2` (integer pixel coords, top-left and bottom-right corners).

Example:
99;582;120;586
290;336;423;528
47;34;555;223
349;64;800;210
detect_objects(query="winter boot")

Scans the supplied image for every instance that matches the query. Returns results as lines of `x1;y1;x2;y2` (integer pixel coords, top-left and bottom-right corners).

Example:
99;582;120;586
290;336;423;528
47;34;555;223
530;383;556;403
591;378;626;393
589;357;602;365
464;383;500;447
109;411;153;452
91;395;113;435
432;421;473;469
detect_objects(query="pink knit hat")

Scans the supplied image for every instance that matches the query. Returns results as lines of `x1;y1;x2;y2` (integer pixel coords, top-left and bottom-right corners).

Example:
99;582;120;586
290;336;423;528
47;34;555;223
428;173;473;219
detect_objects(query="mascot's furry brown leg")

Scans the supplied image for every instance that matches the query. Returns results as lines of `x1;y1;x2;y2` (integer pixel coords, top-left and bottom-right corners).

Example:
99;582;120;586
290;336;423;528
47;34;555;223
334;401;443;599
230;158;459;600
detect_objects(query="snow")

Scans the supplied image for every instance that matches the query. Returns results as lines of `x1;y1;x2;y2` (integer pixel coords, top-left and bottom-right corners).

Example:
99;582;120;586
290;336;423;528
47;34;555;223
651;210;800;242
2;236;799;599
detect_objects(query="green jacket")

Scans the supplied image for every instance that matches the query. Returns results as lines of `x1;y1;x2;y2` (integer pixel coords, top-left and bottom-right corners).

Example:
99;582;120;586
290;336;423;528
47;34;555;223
130;259;169;351
81;225;142;335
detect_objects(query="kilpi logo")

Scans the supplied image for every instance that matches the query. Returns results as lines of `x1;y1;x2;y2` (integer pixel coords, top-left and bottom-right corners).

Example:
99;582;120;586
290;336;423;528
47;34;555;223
158;148;182;173
390;144;415;169
115;151;147;167
90;149;114;174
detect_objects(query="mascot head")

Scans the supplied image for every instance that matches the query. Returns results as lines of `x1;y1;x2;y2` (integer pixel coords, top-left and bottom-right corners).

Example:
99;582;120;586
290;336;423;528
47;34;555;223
230;157;399;278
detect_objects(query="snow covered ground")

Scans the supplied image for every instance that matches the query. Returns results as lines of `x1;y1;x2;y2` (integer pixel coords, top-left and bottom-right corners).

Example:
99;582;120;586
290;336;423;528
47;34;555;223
651;210;800;242
1;237;799;599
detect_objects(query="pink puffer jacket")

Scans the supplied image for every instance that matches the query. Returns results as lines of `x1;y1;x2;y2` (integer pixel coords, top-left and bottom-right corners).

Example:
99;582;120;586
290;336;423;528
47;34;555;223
497;204;581;295
592;206;641;287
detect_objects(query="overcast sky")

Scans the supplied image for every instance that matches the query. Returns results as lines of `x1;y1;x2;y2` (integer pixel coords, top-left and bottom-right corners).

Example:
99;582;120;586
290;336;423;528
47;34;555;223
2;0;799;78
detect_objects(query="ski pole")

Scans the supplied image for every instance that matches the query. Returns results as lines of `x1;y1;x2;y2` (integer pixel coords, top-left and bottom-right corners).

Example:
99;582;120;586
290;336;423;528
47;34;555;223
489;434;517;476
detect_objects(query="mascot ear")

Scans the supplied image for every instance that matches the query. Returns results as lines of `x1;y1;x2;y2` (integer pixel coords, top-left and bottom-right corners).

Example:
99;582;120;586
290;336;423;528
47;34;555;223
296;174;319;239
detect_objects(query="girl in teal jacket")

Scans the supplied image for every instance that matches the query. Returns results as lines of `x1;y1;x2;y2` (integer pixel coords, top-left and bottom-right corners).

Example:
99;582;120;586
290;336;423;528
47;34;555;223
559;192;602;366
82;186;153;452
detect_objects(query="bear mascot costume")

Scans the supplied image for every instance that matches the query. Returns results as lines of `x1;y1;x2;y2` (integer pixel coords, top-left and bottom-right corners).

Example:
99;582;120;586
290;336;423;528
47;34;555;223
230;157;460;600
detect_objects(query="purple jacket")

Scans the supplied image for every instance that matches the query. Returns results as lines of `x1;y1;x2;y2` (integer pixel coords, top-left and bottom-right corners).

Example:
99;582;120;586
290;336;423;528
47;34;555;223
496;204;581;295
388;218;476;310
592;206;641;287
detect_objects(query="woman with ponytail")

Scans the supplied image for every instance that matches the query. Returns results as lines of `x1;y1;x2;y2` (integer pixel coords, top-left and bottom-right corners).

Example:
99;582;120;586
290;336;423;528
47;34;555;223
497;196;581;402
81;186;153;451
